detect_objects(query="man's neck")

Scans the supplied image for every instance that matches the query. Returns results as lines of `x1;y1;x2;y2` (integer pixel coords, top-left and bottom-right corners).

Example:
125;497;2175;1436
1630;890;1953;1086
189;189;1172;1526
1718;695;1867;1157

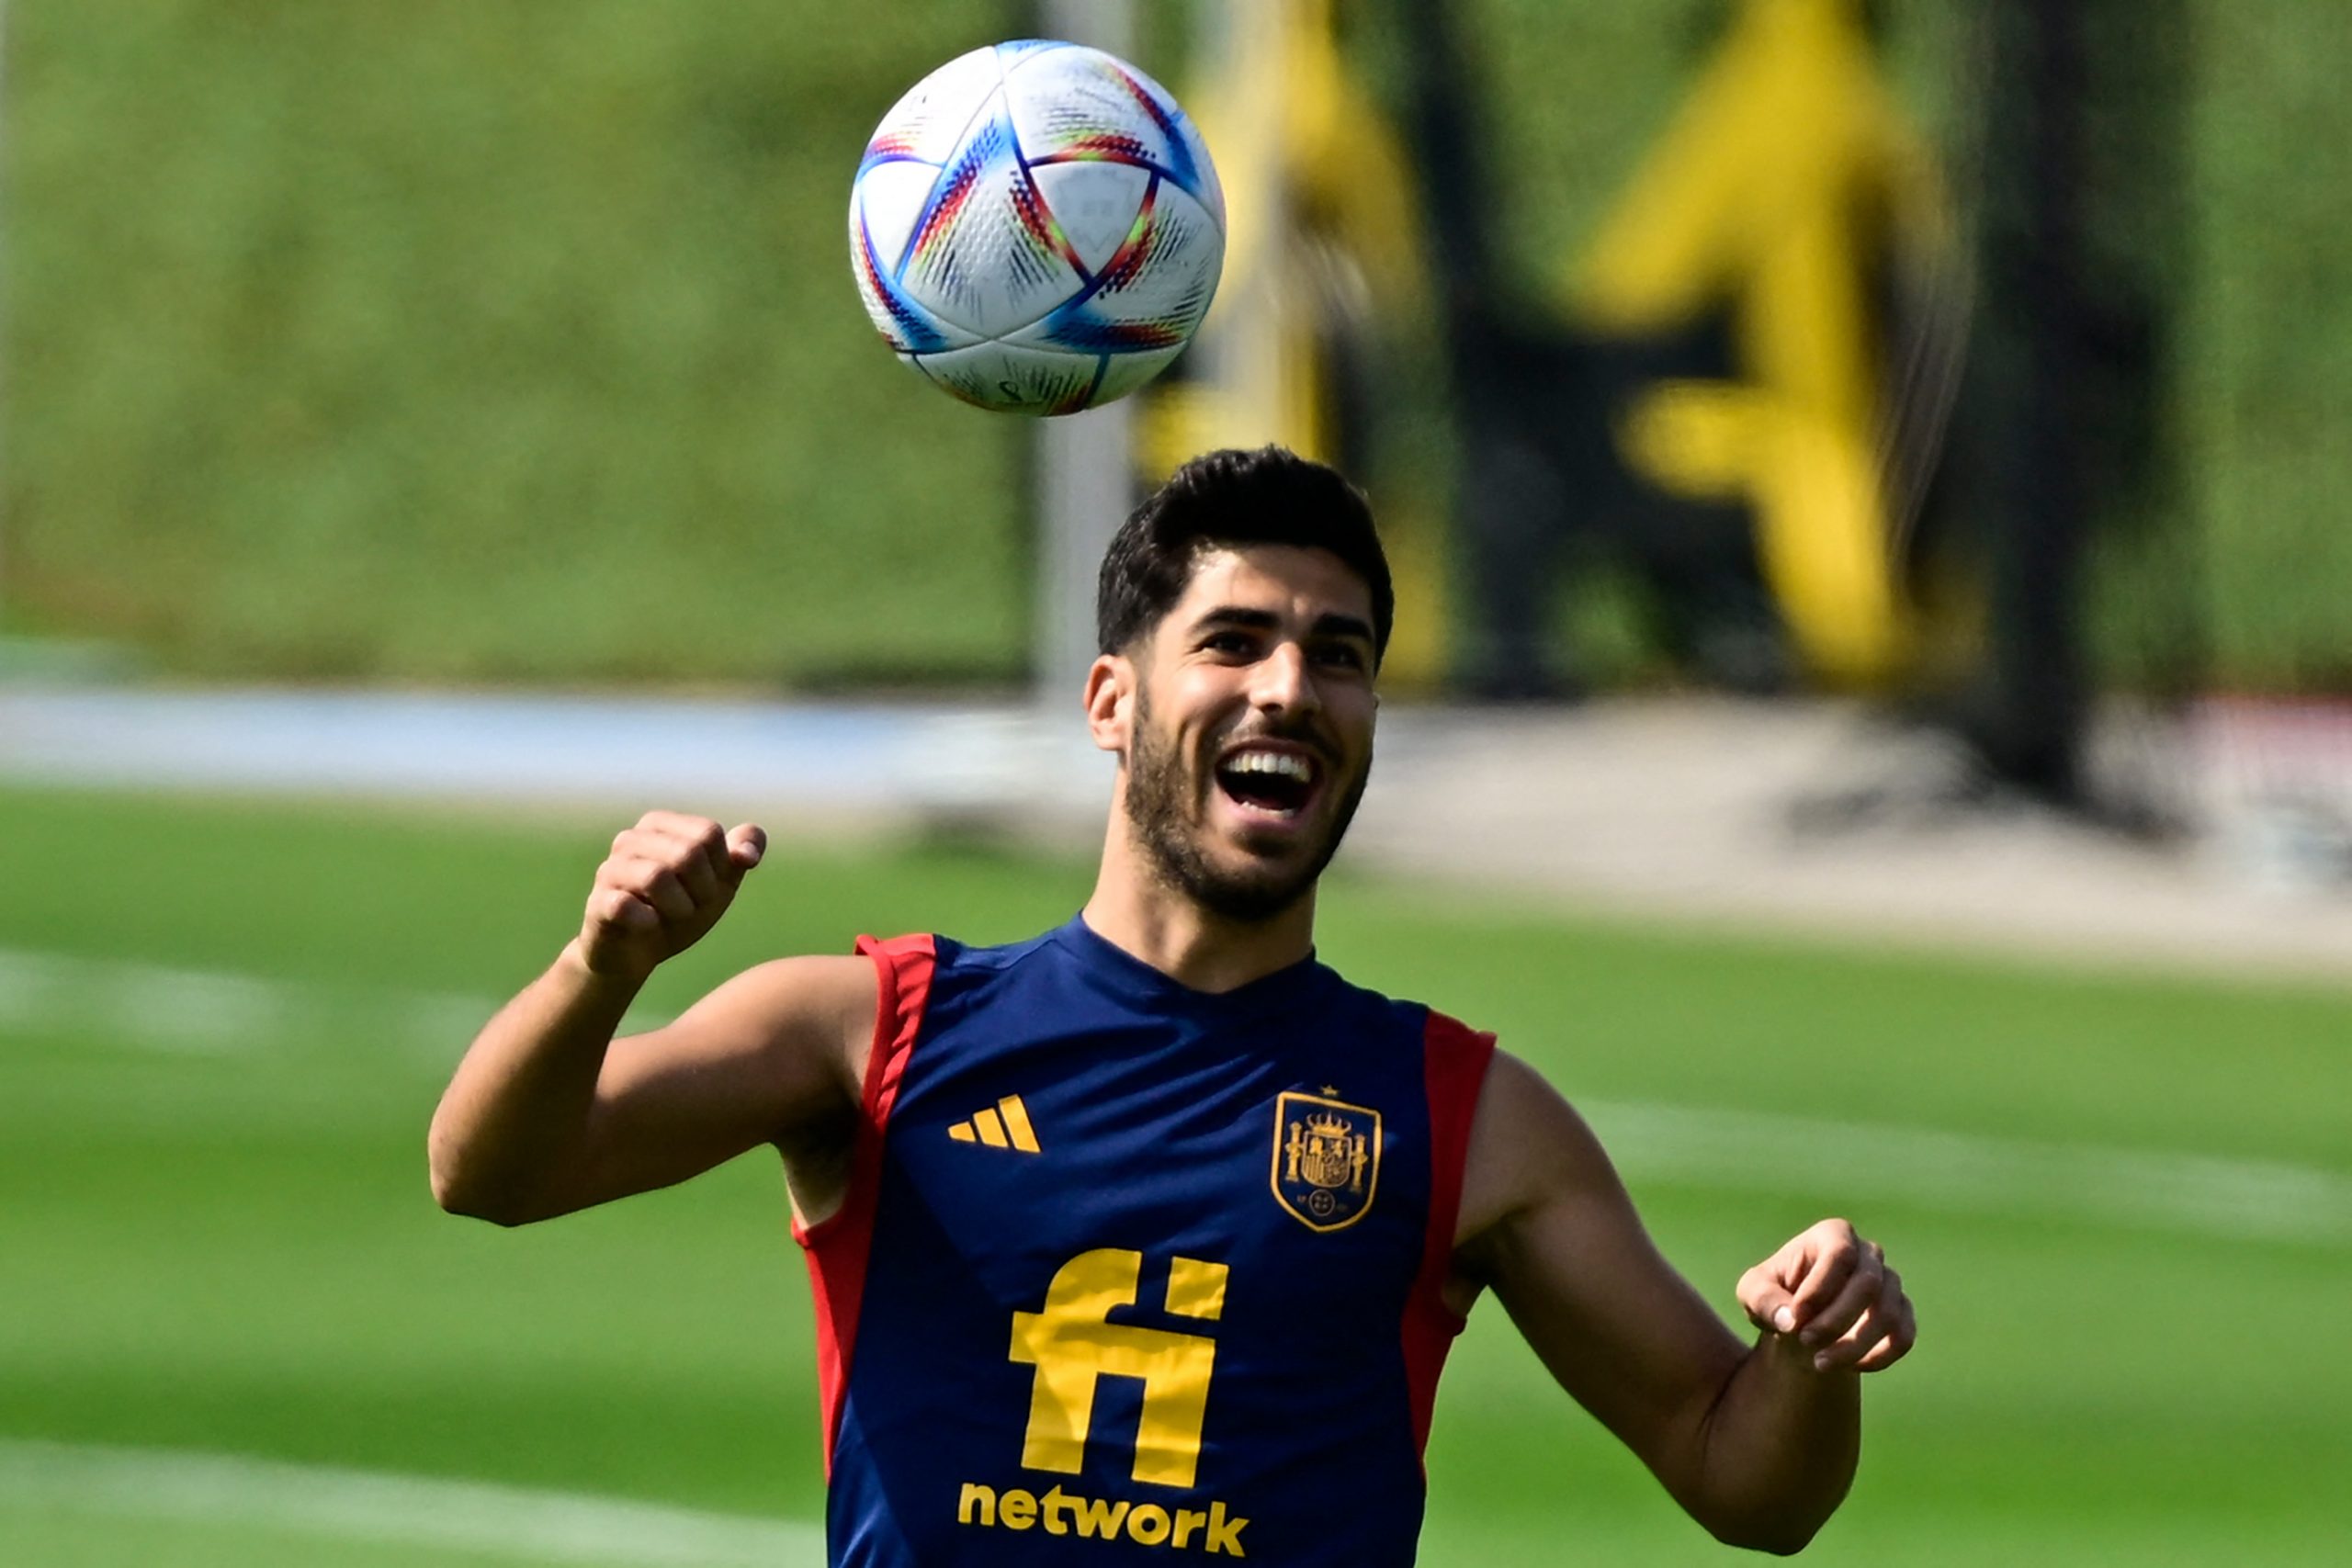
1081;829;1317;995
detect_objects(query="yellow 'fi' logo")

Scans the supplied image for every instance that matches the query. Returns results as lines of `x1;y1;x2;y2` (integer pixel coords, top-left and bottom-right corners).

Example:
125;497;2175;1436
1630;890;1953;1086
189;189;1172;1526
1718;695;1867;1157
1270;1090;1380;1232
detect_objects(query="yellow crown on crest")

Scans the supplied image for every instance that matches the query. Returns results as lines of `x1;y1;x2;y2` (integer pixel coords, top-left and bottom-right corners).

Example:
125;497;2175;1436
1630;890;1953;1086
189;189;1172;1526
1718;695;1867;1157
1304;1112;1352;1140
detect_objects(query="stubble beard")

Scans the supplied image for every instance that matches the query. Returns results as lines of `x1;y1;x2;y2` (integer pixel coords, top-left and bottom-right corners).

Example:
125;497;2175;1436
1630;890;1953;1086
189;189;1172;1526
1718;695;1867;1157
1122;685;1371;925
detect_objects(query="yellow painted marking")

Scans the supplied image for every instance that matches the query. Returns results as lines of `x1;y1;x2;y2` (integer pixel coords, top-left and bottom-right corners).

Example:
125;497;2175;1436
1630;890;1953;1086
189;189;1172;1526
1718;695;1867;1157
1562;0;1943;685
948;1122;977;1143
1163;1258;1228;1322
973;1108;1010;1149
997;1095;1042;1154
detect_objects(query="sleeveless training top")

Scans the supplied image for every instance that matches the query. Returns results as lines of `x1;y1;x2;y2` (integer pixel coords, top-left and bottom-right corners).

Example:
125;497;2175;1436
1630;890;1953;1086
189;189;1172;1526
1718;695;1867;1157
797;915;1496;1565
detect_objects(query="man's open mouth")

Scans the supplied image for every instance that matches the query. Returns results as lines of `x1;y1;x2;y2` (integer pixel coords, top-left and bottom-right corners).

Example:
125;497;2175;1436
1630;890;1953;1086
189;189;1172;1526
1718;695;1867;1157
1213;743;1321;821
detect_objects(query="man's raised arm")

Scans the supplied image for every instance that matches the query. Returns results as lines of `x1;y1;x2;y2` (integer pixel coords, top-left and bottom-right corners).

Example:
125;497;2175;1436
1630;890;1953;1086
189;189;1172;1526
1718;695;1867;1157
1453;1052;1916;1554
427;810;876;1227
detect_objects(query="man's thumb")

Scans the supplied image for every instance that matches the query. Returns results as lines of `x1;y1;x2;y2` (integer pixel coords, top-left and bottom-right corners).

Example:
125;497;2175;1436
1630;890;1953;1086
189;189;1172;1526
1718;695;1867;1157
724;822;766;874
1737;1267;1800;1336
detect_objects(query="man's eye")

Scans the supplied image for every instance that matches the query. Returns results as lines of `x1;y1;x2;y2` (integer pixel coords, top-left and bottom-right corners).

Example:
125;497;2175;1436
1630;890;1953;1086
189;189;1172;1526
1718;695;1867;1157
1315;645;1368;671
1204;632;1255;655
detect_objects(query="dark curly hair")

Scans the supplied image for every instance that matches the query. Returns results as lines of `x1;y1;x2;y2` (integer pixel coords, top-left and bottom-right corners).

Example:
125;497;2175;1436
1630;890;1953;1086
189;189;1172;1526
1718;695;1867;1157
1094;446;1393;663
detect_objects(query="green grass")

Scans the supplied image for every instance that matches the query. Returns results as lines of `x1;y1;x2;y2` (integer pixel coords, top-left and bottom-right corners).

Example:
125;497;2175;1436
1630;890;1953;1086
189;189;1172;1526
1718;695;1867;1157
7;3;2352;688
3;783;2348;1562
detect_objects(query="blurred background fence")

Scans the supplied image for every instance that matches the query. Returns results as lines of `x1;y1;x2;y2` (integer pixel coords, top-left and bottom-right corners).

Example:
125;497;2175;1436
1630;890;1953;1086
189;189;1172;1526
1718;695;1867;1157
6;0;2348;704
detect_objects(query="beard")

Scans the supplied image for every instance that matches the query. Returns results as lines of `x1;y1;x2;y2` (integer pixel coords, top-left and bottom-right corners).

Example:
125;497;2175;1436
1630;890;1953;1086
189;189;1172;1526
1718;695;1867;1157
1122;684;1371;924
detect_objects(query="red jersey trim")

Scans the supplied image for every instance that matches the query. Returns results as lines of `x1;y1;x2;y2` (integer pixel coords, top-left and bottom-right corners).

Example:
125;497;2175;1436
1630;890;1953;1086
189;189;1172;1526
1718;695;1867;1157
1401;1009;1497;1463
795;931;935;1476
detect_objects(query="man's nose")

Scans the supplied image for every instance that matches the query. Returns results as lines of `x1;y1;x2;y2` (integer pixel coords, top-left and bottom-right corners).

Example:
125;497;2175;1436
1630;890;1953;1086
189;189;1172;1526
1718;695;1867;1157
1250;641;1318;715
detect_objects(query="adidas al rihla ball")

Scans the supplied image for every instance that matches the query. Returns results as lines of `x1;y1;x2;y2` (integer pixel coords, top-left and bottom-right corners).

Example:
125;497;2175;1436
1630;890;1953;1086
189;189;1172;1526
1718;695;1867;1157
849;40;1227;415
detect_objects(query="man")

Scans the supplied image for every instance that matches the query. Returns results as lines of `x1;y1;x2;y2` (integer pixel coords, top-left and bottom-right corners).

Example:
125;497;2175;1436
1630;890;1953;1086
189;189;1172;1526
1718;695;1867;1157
431;446;1915;1563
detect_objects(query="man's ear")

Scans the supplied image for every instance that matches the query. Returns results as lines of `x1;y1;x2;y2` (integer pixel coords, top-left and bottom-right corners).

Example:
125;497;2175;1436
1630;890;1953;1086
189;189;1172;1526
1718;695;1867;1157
1083;652;1135;755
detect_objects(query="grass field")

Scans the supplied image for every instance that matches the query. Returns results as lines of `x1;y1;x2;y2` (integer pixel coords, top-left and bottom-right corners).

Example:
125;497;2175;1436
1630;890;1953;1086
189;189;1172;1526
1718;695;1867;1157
4;782;2348;1563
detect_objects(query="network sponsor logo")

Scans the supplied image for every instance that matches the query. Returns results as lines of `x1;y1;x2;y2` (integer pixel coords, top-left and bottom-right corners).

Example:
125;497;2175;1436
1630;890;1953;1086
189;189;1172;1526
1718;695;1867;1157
956;1482;1250;1555
1010;1248;1226;1488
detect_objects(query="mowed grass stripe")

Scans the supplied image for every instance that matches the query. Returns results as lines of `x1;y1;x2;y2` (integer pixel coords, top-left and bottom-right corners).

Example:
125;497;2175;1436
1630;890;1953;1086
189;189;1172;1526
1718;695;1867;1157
7;944;2344;1248
0;1439;821;1566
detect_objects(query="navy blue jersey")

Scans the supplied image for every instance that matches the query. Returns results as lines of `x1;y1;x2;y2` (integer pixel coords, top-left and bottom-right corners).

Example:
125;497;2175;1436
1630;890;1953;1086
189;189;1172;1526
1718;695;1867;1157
798;916;1495;1565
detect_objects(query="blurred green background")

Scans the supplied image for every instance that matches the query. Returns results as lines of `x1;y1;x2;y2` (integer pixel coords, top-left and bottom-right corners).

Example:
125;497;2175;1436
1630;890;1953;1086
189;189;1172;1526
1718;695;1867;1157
6;4;2350;1564
4;786;2347;1563
7;0;2351;687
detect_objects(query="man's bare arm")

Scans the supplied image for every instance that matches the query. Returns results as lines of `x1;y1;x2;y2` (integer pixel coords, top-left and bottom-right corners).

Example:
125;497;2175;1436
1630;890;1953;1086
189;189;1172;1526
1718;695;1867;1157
427;810;874;1226
1453;1053;1915;1554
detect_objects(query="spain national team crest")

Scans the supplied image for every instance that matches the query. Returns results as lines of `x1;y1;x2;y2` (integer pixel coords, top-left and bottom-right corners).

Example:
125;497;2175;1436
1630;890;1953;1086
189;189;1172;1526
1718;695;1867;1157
1270;1090;1382;1233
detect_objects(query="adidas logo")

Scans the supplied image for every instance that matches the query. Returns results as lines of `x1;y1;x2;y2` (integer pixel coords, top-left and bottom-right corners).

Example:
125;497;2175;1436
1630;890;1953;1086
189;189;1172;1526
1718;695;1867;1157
949;1094;1042;1154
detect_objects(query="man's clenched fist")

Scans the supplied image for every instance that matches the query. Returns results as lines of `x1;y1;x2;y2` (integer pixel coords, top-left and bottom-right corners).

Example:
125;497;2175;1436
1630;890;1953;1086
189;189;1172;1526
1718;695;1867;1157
1737;1218;1916;1375
575;811;766;984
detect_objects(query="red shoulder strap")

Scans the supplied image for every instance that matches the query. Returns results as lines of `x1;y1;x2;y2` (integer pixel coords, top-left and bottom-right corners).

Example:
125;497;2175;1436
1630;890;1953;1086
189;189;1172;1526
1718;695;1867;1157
796;931;937;1474
850;932;935;1127
1401;1009;1498;1462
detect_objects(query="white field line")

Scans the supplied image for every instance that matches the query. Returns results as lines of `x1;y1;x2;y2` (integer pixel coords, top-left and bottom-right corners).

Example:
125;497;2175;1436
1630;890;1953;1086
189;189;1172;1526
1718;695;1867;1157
0;947;666;1062
2;947;2346;1247
0;1439;822;1565
1578;1100;2352;1248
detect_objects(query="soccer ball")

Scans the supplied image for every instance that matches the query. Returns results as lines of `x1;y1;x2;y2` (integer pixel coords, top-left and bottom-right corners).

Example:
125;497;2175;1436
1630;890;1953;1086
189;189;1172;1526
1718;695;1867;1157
849;40;1226;416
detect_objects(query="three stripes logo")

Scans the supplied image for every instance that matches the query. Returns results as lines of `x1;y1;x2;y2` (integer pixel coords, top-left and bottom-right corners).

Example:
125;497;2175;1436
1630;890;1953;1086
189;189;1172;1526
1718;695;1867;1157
948;1094;1042;1154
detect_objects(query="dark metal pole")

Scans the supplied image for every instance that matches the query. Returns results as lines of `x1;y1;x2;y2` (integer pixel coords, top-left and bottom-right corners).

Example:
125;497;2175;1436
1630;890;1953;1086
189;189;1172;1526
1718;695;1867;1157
1962;0;2094;800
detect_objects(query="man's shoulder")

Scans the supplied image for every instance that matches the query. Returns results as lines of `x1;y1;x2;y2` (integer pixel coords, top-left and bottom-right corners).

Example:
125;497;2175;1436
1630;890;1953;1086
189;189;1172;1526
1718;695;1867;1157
851;926;1073;1024
851;926;1060;971
919;925;1069;986
1313;961;1496;1045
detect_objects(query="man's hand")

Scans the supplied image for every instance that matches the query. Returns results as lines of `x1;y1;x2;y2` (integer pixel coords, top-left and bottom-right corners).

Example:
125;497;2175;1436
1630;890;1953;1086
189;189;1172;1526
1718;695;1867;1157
577;811;766;985
1737;1218;1916;1374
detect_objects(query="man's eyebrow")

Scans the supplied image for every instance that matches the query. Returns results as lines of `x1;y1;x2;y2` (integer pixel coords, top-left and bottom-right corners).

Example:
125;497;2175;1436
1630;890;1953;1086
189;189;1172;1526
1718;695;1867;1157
1185;606;1374;646
1186;606;1282;635
1309;612;1376;646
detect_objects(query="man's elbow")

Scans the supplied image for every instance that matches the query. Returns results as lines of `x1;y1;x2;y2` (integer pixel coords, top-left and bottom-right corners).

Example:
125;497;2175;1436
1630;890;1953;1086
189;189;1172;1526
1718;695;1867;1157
427;1127;539;1227
1693;1495;1839;1557
1704;1515;1826;1557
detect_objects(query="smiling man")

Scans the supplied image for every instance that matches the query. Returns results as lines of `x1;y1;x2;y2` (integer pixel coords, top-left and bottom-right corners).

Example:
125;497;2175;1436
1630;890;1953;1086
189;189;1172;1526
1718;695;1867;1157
430;446;1914;1564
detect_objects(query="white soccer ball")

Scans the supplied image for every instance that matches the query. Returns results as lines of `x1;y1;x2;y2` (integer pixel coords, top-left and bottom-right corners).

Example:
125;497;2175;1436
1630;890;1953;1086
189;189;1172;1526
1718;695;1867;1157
849;40;1226;416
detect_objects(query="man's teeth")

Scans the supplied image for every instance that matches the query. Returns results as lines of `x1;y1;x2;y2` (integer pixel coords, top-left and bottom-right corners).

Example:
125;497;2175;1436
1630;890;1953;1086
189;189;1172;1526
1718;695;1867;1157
1223;751;1313;781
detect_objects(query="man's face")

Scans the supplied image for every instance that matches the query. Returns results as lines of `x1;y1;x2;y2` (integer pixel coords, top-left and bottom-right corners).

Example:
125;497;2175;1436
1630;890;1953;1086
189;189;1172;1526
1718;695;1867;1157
1115;545;1379;922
